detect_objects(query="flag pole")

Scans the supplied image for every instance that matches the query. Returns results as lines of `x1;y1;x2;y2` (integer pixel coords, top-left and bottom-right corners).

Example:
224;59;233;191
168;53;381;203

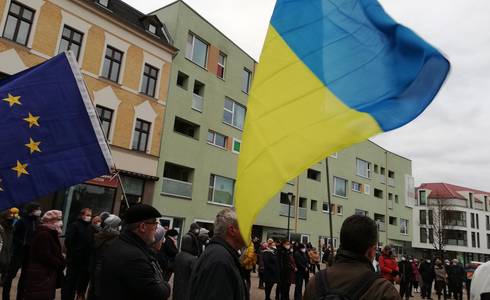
325;157;334;266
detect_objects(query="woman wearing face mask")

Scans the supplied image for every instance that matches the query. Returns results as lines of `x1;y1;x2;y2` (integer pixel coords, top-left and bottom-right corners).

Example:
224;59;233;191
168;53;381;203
434;258;448;300
21;210;65;300
278;239;296;300
379;245;399;284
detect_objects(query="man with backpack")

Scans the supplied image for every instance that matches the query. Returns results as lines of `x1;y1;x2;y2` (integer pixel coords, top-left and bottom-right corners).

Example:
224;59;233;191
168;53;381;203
303;214;401;300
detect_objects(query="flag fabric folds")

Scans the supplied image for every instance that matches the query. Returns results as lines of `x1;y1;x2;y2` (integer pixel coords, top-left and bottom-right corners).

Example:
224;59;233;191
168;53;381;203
0;52;113;210
235;0;450;241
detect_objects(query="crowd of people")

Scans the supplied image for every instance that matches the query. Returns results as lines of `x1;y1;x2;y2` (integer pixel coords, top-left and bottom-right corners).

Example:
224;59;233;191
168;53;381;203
0;203;489;300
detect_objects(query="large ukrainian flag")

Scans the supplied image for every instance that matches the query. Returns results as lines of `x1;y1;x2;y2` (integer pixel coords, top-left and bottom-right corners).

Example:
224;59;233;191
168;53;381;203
235;0;450;241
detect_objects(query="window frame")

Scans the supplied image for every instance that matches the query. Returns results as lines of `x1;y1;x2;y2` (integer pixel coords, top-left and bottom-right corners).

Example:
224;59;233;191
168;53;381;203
207;130;227;149
352;181;362;193
101;45;124;83
131;118;151;152
208;174;235;206
58;25;84;61
95;105;114;140
336;205;343;215
333;176;347;198
2;1;35;46
141;63;159;98
217;52;227;79
185;32;209;68
223;97;246;130
242;68;252;94
356;158;371;179
231;138;241;154
400;218;409;235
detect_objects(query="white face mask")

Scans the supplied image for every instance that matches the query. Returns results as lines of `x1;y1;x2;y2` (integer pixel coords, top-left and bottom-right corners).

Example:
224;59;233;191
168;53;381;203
55;221;63;228
32;210;42;217
83;216;91;222
284;245;290;250
402;257;406;261
300;248;306;253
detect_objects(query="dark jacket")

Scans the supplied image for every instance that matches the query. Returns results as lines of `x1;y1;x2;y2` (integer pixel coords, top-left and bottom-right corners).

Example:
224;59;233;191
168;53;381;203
294;250;309;275
189;237;249;300
419;261;435;283
100;230;170;300
22;225;65;300
87;230;119;300
172;236;198;300
11;215;39;260
160;237;179;272
447;263;465;287
185;231;201;257
262;248;280;283
65;218;93;267
398;260;413;283
304;249;401;300
0;220;14;272
278;246;295;285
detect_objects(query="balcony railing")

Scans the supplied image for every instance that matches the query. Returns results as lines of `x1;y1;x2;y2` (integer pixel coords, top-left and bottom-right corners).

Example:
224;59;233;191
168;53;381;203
376;222;386;232
446;239;467;247
192;94;203;112
387;178;395;187
380;175;385;184
279;203;295;217
298;207;307;220
444;220;467;227
162;177;192;199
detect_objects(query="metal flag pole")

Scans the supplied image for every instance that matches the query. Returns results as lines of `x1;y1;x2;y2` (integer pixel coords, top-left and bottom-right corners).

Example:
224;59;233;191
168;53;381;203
325;156;334;266
111;172;130;209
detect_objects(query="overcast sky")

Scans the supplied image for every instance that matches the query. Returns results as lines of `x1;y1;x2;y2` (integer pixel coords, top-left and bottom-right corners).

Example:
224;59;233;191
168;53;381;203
125;0;490;192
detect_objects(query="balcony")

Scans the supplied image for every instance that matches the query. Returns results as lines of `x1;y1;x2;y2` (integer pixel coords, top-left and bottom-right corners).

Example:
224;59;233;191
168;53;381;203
387;178;395;187
377;222;386;232
280;203;295;217
444;220;467;227
380;175;386;184
162;177;192;199
192;93;203;112
446;239;467;247
298;207;307;220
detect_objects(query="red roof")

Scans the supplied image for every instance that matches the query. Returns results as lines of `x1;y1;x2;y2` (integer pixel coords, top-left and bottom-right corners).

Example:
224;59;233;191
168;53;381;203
416;183;490;203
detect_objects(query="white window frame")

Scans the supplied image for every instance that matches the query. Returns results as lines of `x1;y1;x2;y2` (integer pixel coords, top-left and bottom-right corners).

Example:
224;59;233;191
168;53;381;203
217;52;226;79
356;158;371;179
185;32;208;68
55;11;91;67
419;189;427;206
0;0;44;49
208;174;235;207
207;130;227;149
352;181;362;193
333;176;347;198
223;97;246;130
322;202;330;213
400;218;408;235
364;184;371;195
337;205;343;215
231;138;241;154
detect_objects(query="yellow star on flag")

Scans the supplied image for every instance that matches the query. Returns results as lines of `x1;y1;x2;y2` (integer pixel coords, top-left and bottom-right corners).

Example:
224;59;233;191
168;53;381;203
23;113;40;128
12;160;29;178
25;138;41;154
2;93;21;107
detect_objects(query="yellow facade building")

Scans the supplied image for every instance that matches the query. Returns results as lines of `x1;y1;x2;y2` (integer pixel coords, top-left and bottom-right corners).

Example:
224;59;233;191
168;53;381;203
0;0;177;222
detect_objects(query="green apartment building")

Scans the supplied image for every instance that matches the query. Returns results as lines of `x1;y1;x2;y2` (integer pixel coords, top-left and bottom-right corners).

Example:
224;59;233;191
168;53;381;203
152;1;414;255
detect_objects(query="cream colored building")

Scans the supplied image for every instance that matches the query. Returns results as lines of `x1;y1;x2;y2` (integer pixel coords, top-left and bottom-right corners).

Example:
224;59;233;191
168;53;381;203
0;0;177;223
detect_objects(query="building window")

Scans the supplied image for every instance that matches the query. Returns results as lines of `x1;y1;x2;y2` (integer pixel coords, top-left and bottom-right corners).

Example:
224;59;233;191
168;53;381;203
322;202;329;213
95;105;113;140
148;24;156;34
400;219;408;235
307;169;321;181
232;139;241;154
97;0;109;7
173;117;199;139
472;232;476;248
389;216;397;225
101;46;123;82
352;182;362;193
429;228;434;243
333;177;347;198
141;64;159;97
356;158;371;178
428;210;434;225
486;215;490;231
58;25;83;61
192;80;205;112
395;195;399;203
420;210;427;225
242;68;252;93
374;188;383;199
208;174;235;206
373;164;378;173
420;228;427;243
223;97;246;130
3;1;35;46
487;234;490;249
388;170;395;179
469;192;474;209
207;130;227;148
120;175;144;204
388;193;393;201
131;119;151;152
476;214;480;229
186;32;208;68
336;205;343;215
162;162;194;199
176;71;189;89
310;200;318;211
477;233;480;248
419;190;427;205
471;213;475;228
355;209;368;216
217;52;226;79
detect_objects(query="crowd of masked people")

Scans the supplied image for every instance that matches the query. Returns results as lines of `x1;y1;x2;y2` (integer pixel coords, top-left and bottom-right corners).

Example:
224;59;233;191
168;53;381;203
0;202;489;300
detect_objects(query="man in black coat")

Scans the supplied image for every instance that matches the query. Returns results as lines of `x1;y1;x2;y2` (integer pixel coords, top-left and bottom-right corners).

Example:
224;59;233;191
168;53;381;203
262;241;280;300
100;204;170;300
172;234;198;300
62;208;94;300
419;258;436;299
448;259;465;300
189;208;248;300
398;257;413;300
293;243;309;300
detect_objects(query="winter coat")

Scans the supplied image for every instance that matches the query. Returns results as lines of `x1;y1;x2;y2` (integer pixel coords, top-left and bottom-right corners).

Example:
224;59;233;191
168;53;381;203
398;260;413;283
184;231;201;257
434;264;447;282
188;237;249;300
11;215;39;260
0;221;14;272
419;261;436;283
21;225;65;300
447;263;465;288
87;230;119;300
172;251;197;300
294;250;309;275
65;218;93;267
379;254;399;282
100;230;170;300
278;247;296;285
160;237;179;272
303;249;401;300
262;248;280;283
411;261;420;281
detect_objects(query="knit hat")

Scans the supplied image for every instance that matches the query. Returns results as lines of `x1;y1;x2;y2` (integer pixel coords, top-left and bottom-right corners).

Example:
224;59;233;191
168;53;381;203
103;214;121;229
153;224;166;244
41;210;62;224
166;229;179;238
123;204;161;224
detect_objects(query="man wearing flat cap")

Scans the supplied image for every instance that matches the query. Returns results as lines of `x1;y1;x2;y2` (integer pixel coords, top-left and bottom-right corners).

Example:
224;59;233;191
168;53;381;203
99;204;170;300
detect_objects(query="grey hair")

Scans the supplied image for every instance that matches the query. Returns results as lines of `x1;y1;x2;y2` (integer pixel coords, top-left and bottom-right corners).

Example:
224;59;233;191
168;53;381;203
213;208;238;238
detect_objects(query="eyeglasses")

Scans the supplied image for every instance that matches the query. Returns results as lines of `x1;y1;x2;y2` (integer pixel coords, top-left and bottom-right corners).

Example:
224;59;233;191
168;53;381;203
144;220;159;226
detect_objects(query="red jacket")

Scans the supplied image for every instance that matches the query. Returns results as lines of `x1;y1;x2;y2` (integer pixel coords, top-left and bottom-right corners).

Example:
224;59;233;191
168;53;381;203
379;254;399;282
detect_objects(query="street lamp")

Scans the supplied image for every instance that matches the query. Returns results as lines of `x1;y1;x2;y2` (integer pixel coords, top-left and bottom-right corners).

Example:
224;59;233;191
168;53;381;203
286;192;294;241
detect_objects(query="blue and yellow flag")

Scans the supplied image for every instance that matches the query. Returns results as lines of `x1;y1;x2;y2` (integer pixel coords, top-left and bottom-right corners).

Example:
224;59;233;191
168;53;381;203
235;0;450;241
0;52;113;209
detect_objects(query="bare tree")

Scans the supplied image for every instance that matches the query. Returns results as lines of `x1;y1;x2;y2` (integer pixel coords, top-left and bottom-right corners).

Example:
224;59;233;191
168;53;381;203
427;198;455;258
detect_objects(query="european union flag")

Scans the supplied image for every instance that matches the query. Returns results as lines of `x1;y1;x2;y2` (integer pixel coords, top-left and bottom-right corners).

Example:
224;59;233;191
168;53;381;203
0;52;113;209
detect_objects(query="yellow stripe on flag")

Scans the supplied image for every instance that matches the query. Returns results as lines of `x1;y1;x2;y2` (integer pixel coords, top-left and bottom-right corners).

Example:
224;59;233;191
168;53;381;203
235;26;382;242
